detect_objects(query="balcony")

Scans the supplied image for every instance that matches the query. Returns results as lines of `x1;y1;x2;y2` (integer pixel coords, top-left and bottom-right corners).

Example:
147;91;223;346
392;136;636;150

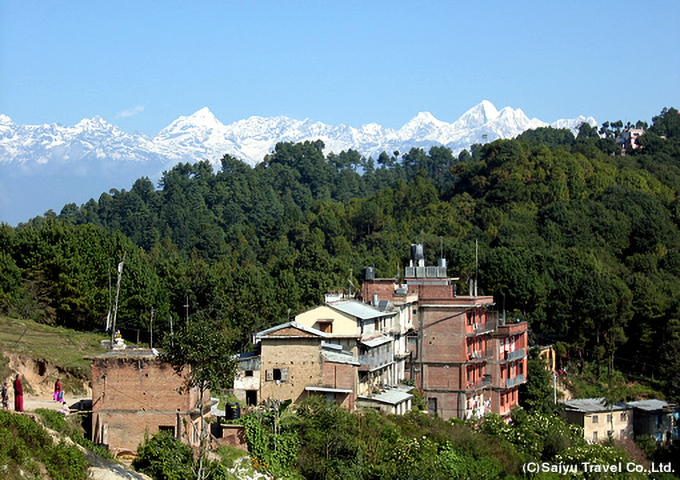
465;375;492;392
467;350;492;362
505;348;526;362
466;321;495;336
505;374;525;388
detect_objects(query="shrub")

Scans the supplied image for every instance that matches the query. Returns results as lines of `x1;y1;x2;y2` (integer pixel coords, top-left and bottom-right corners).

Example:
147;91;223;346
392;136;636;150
0;410;88;480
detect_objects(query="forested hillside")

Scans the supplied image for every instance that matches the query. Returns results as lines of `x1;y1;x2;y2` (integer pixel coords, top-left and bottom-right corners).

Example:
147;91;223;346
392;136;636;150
1;107;679;400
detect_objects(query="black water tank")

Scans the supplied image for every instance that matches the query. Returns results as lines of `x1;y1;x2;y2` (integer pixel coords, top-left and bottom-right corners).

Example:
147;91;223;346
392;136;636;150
226;402;241;420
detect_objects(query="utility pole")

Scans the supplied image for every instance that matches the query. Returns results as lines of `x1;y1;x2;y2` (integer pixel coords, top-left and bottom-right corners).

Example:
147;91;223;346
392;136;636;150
149;307;154;349
474;239;479;297
169;315;174;347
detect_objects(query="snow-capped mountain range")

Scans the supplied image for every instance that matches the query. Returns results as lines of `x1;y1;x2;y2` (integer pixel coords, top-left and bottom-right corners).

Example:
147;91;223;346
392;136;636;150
1;100;595;169
0;101;596;225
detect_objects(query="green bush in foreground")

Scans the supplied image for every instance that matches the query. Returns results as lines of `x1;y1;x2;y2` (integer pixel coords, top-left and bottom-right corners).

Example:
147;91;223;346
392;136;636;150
0;410;88;480
134;431;235;480
35;408;113;460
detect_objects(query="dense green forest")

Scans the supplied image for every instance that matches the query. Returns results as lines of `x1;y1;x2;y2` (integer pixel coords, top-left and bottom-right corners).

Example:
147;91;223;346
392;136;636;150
1;107;679;400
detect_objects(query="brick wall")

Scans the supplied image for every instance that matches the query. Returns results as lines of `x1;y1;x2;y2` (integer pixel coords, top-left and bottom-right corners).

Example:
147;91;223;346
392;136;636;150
91;354;208;455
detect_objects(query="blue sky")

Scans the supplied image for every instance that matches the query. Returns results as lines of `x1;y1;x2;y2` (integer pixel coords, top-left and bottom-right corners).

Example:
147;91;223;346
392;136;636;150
1;1;679;135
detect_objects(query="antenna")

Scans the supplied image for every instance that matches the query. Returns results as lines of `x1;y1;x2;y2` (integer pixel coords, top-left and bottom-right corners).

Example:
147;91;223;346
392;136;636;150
169;315;174;347
111;252;126;343
149;307;154;349
475;239;479;297
106;263;112;331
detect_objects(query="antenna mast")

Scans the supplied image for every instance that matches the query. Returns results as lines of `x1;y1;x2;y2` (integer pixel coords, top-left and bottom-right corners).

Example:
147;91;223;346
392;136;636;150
474;239;479;297
111;253;126;343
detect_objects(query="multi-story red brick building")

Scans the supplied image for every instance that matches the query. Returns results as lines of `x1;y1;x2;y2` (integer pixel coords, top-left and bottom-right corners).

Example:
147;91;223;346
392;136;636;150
90;348;210;456
361;244;528;420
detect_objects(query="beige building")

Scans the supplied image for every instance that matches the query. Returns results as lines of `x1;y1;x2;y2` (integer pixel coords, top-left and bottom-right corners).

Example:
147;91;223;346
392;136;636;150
256;322;359;409
294;300;410;396
247;300;414;414
616;128;645;152
562;398;634;443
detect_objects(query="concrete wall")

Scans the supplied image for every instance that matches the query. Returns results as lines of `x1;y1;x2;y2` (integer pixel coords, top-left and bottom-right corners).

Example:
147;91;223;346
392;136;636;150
296;305;357;335
565;409;634;442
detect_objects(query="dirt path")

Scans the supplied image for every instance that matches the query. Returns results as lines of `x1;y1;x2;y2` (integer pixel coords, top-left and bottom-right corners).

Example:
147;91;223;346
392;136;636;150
14;394;89;413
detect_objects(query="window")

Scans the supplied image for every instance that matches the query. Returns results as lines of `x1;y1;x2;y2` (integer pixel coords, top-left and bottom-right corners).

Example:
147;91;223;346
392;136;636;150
265;368;289;382
592;415;599;424
500;394;505;407
620;412;627;421
606;414;612;424
427;397;437;416
245;370;253;377
317;320;333;333
593;431;598;441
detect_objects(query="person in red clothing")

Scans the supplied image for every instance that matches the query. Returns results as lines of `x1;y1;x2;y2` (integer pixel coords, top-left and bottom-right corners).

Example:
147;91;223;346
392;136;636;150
14;374;23;412
53;378;61;402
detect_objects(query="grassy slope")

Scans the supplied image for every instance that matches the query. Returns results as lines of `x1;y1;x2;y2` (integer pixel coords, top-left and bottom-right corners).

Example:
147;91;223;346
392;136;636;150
0;315;107;386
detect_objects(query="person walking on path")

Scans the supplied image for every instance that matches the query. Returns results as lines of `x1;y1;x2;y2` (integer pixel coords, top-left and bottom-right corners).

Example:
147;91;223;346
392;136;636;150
1;381;8;409
13;375;23;412
53;378;62;402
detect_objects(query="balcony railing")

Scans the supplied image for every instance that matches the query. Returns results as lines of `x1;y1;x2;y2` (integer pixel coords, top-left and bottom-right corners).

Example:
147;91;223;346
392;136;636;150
505;374;525;388
465;375;492;392
467;350;492;362
468;321;495;335
505;348;526;362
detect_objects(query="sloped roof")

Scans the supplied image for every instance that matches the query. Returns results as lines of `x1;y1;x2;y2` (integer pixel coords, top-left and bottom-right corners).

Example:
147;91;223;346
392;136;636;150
359;334;392;348
626;399;674;412
328;300;396;320
256;321;328;340
562;398;629;413
358;386;413;406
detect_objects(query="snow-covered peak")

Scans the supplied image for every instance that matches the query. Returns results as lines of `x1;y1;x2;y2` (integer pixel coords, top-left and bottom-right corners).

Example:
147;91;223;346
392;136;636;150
188;107;221;126
453;100;501;130
75;116;113;131
1;101;597;169
399;111;448;140
551;115;597;131
156;109;226;144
